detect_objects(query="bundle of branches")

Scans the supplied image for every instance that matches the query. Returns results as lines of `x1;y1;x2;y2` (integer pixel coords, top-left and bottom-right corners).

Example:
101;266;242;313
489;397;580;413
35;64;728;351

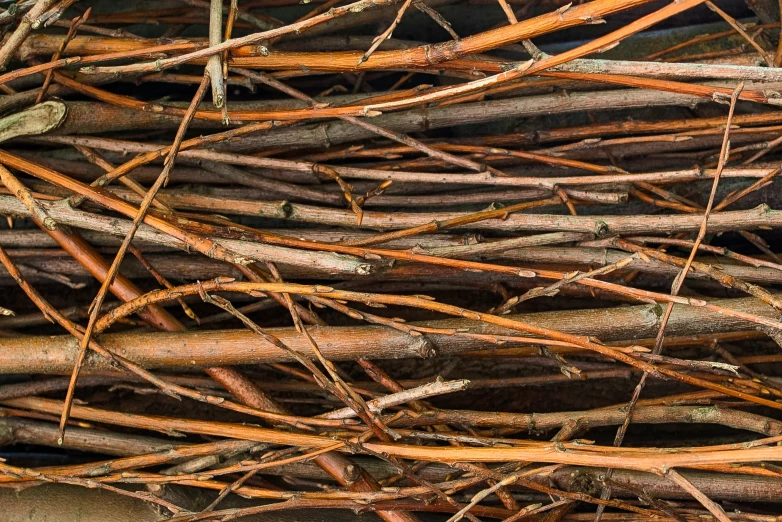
0;0;782;521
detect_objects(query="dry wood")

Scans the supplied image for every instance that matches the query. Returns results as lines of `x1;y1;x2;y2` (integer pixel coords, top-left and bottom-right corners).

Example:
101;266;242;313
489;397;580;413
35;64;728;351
0;1;780;520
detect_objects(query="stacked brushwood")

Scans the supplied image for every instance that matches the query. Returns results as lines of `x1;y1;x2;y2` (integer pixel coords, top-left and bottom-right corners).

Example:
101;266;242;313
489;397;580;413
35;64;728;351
0;0;782;521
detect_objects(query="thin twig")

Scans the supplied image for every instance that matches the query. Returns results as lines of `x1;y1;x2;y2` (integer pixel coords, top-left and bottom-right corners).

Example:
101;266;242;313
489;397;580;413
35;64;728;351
665;469;731;522
359;0;413;64
319;378;470;419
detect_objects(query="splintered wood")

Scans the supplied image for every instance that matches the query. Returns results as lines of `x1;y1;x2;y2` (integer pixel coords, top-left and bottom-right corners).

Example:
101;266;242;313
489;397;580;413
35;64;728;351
0;1;781;521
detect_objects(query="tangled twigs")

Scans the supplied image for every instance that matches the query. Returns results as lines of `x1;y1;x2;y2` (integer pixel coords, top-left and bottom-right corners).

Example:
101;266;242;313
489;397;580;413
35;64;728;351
80;279;782;410
592;81;746;522
195;281;421;522
1;0;782;520
55;72;211;443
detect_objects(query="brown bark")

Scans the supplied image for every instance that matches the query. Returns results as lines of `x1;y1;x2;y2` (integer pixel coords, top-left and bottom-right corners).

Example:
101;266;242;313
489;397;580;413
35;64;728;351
0;294;775;374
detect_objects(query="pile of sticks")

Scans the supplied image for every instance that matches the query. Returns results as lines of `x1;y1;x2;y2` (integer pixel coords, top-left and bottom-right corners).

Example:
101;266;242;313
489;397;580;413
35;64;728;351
0;0;781;520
